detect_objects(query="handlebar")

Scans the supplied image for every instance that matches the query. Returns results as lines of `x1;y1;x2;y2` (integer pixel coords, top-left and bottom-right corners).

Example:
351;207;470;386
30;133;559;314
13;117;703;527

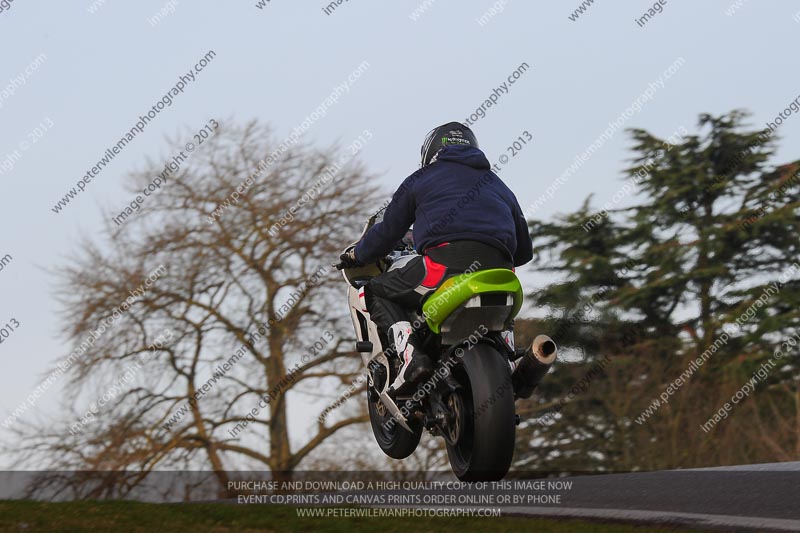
335;248;417;271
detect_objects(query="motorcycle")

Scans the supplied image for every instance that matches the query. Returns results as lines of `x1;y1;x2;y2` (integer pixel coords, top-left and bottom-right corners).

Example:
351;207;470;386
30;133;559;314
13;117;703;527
336;208;557;481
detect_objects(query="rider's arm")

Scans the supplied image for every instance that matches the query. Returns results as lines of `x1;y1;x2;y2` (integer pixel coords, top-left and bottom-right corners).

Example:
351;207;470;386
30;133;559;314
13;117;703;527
511;199;533;267
354;175;417;264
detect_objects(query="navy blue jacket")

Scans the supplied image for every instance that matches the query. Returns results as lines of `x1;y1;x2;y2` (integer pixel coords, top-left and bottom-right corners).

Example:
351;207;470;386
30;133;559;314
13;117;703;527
355;145;533;267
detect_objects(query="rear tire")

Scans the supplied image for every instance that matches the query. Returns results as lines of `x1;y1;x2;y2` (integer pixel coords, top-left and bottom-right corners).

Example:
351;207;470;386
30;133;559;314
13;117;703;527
367;389;422;459
446;342;516;481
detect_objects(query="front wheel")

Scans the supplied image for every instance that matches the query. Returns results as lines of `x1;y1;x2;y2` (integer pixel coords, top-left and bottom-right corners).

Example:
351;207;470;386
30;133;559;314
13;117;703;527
367;389;422;459
446;342;516;481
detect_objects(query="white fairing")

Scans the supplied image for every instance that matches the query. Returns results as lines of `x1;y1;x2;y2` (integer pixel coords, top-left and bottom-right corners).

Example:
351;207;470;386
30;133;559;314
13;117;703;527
337;207;416;431
348;285;385;367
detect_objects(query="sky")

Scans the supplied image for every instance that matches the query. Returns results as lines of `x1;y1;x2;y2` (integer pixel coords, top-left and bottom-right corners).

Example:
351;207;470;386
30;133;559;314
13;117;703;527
1;0;799;462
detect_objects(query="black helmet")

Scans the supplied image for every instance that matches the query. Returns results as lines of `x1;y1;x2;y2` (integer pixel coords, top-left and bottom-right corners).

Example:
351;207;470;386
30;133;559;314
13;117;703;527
420;122;479;167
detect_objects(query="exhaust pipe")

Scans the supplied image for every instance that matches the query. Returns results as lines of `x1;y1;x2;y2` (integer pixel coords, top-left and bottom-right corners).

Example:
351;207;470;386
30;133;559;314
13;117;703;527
511;335;557;400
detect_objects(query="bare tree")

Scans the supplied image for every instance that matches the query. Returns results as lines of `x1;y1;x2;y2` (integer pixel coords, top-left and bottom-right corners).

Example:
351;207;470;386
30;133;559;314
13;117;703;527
14;121;383;497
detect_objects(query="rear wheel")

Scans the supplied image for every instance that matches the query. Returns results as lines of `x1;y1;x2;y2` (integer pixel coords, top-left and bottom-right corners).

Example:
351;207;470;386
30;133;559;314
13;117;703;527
367;388;422;459
446;342;516;481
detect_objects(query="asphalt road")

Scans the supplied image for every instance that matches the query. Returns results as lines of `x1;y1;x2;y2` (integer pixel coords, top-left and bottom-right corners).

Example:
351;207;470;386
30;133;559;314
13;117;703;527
507;462;800;532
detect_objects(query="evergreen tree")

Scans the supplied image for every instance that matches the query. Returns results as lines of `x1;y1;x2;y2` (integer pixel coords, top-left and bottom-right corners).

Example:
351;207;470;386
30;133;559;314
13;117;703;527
516;111;800;472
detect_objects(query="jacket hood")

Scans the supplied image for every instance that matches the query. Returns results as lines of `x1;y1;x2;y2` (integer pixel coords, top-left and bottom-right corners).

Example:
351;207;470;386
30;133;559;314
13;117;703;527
435;145;491;170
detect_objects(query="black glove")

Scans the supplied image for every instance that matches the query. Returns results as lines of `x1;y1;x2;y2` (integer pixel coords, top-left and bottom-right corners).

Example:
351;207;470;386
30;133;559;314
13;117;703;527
337;246;362;269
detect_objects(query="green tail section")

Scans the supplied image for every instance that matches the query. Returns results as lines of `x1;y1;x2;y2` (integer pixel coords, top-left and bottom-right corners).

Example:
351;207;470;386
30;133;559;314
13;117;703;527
422;268;523;334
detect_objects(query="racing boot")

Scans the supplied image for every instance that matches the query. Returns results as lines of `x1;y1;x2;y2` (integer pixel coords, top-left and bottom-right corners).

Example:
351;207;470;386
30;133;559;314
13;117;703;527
387;321;432;396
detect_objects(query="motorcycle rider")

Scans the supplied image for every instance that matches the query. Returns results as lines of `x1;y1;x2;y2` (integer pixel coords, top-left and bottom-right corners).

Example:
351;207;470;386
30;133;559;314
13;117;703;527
339;122;533;395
